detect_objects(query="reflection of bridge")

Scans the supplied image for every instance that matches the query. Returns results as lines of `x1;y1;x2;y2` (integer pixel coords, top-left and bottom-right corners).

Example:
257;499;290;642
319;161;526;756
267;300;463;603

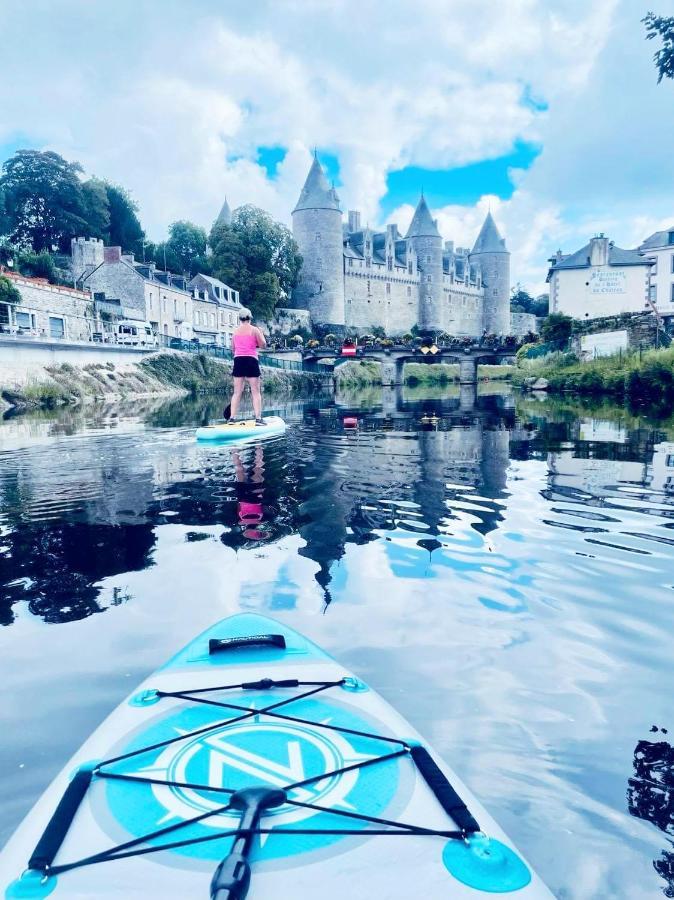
300;345;518;384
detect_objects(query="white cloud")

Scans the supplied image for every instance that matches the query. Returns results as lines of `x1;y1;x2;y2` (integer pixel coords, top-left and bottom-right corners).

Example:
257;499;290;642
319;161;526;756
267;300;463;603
1;0;672;291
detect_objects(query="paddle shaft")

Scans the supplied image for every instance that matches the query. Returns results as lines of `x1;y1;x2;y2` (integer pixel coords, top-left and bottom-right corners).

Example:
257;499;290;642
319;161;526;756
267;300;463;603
210;788;286;900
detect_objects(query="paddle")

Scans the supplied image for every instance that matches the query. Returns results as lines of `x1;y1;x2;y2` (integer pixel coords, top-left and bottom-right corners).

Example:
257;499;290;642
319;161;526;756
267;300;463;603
210;787;286;900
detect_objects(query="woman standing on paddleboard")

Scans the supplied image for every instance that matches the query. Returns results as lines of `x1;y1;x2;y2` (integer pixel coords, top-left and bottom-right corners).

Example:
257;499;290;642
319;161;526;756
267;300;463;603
226;308;267;425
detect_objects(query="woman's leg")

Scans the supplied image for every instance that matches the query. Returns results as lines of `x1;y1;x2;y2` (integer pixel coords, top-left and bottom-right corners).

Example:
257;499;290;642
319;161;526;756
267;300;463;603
248;377;262;419
230;377;245;419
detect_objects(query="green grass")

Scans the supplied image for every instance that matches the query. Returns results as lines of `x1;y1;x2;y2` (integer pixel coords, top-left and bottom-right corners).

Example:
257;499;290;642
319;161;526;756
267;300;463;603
404;363;458;385
513;345;674;412
335;360;382;386
477;364;514;380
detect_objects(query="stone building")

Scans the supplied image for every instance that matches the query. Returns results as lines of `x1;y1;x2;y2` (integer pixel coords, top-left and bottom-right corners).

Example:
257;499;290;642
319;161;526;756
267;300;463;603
288;155;511;337
188;273;241;347
547;234;653;321
640;226;674;315
0;270;95;340
75;239;194;341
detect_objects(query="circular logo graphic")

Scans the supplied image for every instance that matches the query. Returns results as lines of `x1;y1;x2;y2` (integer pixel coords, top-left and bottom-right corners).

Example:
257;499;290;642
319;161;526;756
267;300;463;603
104;693;409;866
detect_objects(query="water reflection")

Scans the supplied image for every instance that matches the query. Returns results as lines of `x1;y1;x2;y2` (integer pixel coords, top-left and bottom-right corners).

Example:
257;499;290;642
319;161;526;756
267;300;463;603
1;389;674;898
628;727;674;897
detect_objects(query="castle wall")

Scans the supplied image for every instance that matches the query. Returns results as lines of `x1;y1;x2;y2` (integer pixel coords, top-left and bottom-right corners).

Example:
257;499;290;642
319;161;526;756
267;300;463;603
344;263;417;334
292;207;344;328
443;282;484;335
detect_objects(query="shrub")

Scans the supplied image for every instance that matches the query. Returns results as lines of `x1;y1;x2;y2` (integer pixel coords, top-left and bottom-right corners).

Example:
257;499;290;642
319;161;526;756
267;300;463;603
540;313;572;344
0;275;21;305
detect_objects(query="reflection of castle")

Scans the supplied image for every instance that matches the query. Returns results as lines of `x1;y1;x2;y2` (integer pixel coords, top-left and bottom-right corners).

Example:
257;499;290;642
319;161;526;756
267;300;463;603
291;155;510;335
296;402;514;603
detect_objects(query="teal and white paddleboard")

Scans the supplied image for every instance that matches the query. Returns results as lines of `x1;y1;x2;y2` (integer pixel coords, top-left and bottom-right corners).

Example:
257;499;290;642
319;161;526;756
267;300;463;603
0;614;554;899
196;417;286;442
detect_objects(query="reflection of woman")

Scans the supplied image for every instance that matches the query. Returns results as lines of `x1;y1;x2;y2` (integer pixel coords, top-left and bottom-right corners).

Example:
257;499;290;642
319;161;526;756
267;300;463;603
225;309;267;425
232;447;266;540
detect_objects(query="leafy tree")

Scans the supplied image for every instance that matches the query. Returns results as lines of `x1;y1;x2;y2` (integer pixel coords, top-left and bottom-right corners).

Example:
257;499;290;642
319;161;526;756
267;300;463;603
209;205;302;321
166;220;208;275
0;274;21;305
540;312;573;344
0;150;89;252
81;178;111;241
103;182;144;252
510;285;535;312
644;11;674;82
17;250;55;280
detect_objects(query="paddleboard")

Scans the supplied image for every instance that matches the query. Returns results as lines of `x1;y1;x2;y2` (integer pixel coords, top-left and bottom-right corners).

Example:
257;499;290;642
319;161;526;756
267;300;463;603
0;614;554;898
196;417;286;442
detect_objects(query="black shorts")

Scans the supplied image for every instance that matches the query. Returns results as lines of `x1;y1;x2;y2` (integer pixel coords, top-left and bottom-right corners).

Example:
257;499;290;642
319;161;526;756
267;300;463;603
232;356;261;378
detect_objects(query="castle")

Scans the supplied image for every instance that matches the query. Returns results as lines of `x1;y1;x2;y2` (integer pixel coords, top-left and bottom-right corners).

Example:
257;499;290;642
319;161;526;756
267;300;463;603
291;155;511;337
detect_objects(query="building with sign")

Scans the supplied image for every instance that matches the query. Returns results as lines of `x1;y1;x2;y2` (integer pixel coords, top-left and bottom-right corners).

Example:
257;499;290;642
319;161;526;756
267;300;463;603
639;227;674;315
547;235;653;321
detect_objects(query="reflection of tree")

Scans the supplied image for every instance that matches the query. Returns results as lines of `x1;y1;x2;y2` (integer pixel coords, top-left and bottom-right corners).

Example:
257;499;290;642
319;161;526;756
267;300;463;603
627;728;674;897
0;522;156;625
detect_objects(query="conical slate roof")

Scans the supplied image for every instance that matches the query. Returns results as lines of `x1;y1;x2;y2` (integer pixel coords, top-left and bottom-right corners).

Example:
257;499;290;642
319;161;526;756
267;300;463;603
405;195;441;238
215;197;232;226
293;156;341;213
472;211;507;254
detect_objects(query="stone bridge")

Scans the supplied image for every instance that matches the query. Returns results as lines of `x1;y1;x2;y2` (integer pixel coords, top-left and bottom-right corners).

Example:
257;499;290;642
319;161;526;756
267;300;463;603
299;344;518;385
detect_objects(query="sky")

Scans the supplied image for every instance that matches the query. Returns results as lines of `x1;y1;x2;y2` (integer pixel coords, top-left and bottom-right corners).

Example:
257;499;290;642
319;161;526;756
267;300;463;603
1;0;673;293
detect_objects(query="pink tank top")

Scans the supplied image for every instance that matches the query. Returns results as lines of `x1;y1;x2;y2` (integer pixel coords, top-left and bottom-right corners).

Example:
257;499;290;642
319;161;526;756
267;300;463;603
233;331;258;358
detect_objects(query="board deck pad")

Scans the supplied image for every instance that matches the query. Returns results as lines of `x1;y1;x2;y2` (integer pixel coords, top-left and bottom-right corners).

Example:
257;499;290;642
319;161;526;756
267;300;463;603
1;614;554;898
195;417;286;442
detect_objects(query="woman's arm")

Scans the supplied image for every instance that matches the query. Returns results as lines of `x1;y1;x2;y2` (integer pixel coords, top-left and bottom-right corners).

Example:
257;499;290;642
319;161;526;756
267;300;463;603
254;327;267;349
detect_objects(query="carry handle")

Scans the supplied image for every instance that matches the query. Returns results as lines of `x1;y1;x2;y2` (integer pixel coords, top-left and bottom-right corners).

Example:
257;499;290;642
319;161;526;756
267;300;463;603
209;634;286;655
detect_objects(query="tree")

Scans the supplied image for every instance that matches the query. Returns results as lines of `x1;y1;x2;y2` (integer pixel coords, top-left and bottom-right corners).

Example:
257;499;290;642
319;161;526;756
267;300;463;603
644;11;674;82
81;178;111;241
103;183;144;252
209;204;302;321
0;275;21;305
540;312;573;344
0;150;89;252
510;285;535;313
166;220;208;275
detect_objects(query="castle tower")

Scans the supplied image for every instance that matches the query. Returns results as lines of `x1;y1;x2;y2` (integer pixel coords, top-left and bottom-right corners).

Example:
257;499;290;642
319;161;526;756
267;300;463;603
405;195;443;331
292;155;345;331
471;212;510;334
215;197;232;227
71;237;104;284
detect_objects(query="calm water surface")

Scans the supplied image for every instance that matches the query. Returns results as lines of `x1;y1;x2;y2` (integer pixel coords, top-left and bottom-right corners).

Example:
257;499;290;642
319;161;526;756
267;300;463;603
1;387;674;898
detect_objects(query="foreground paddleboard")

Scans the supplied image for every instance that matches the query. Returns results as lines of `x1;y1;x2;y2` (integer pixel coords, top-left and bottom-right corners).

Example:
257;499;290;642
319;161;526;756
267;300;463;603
196;417;286;442
1;615;554;898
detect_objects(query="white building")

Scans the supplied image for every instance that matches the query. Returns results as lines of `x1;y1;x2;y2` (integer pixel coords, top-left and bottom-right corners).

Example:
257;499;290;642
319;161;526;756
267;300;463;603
547;235;653;321
188;273;241;347
639;227;674;315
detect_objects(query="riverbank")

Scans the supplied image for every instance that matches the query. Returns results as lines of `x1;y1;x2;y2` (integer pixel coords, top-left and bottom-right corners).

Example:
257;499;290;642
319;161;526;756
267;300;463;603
0;351;327;412
513;345;674;412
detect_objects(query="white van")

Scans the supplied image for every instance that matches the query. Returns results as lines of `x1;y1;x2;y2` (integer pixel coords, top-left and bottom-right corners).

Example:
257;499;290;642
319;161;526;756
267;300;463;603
116;321;158;347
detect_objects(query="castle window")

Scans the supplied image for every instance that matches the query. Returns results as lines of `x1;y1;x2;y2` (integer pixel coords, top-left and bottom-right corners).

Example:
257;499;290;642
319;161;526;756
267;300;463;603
348;258;353;267
367;279;371;295
493;289;498;296
408;261;413;274
386;282;391;294
387;257;392;271
426;255;431;263
426;275;432;283
315;232;321;241
407;286;411;296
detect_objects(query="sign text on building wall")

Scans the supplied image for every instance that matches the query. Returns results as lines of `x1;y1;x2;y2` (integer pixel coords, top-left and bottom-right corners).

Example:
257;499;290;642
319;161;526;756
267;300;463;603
589;270;626;294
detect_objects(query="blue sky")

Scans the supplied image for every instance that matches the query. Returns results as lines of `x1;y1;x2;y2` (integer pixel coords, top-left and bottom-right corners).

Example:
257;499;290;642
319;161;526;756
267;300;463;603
1;0;673;291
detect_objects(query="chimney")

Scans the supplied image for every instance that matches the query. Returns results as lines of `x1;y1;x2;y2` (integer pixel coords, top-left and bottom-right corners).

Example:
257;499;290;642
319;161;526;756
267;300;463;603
104;246;122;263
590;234;609;267
348;210;361;233
121;252;135;265
444;240;454;253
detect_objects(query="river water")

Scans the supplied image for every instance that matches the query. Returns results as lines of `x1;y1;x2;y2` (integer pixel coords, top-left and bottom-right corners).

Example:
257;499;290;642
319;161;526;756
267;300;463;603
1;387;673;898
